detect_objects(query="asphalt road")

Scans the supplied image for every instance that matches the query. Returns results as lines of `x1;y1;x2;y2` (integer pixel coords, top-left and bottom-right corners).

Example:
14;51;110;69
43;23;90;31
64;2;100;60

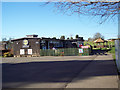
2;55;119;88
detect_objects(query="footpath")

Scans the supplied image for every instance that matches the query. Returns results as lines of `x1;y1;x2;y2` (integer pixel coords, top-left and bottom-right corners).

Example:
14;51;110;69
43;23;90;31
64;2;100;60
66;54;119;88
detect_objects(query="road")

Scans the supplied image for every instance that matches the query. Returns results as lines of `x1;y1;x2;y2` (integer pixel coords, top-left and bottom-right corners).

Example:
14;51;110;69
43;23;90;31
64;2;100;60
2;54;119;88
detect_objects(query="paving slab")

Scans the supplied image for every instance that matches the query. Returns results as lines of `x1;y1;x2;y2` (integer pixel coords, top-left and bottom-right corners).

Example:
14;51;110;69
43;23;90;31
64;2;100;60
66;54;119;88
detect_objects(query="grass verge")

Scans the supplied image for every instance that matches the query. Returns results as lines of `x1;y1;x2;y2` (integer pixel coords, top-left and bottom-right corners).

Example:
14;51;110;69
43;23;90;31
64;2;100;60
108;47;116;60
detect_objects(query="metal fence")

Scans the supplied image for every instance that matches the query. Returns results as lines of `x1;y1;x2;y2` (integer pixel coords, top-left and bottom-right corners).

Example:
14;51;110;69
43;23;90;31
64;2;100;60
40;48;91;56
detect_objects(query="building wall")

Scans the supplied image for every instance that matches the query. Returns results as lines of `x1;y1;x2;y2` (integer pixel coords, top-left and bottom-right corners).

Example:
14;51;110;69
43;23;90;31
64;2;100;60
63;40;83;48
0;42;6;50
40;39;64;49
13;38;40;57
12;36;84;57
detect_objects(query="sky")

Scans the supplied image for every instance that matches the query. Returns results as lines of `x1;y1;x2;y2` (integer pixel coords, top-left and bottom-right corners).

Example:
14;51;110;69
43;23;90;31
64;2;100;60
2;2;118;40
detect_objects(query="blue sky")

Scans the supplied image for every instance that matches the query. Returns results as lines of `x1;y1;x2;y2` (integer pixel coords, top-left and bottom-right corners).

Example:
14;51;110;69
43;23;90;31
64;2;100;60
2;2;118;40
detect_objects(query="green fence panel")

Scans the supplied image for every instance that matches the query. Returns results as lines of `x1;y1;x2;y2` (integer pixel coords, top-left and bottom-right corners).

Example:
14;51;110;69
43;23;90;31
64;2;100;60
40;48;91;56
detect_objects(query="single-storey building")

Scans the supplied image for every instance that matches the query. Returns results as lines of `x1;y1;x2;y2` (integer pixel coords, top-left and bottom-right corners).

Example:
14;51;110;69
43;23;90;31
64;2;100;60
11;35;40;57
11;34;84;57
40;37;64;49
64;37;84;48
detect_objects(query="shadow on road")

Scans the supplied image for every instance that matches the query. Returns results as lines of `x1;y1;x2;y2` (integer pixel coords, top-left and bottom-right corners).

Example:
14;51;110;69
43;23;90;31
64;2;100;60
2;59;118;88
92;49;110;55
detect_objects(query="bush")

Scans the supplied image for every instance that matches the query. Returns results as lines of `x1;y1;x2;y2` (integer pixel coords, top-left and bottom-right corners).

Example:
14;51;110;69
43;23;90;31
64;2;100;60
109;47;115;54
108;47;115;60
3;52;13;57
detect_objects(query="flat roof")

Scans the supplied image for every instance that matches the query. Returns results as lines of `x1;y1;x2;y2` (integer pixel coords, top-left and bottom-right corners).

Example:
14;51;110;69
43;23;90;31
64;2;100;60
11;37;41;41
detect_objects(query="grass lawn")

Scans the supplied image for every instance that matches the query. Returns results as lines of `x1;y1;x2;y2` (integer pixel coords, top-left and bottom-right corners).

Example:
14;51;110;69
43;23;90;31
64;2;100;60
84;41;115;46
84;41;115;59
92;48;110;51
108;47;116;60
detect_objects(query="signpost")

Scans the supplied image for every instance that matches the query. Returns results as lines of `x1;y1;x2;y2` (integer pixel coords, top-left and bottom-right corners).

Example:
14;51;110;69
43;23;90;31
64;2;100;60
22;40;29;48
81;46;89;49
20;49;24;55
28;49;32;55
79;49;83;53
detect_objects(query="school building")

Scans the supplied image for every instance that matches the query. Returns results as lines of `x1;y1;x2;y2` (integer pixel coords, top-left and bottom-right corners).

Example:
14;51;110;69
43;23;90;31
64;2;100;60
11;34;84;57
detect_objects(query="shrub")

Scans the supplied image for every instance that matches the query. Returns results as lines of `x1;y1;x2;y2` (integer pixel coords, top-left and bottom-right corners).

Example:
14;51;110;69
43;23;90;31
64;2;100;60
108;47;116;60
3;52;13;57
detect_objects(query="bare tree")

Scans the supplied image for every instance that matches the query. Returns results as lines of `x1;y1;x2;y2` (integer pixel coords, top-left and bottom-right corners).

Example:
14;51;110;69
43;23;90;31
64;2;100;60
75;34;79;39
70;36;73;39
60;35;65;39
45;0;120;23
2;38;7;41
88;37;93;41
93;32;104;40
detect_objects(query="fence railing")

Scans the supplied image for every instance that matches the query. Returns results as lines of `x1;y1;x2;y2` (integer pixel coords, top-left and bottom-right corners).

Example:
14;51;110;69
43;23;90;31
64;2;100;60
40;48;91;56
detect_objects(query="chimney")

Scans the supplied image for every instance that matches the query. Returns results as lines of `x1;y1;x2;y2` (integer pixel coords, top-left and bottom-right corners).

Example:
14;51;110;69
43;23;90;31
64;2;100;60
26;34;38;38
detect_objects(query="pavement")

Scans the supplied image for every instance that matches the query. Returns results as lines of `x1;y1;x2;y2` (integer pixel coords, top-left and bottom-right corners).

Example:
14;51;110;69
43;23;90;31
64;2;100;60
2;54;119;88
66;54;119;88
